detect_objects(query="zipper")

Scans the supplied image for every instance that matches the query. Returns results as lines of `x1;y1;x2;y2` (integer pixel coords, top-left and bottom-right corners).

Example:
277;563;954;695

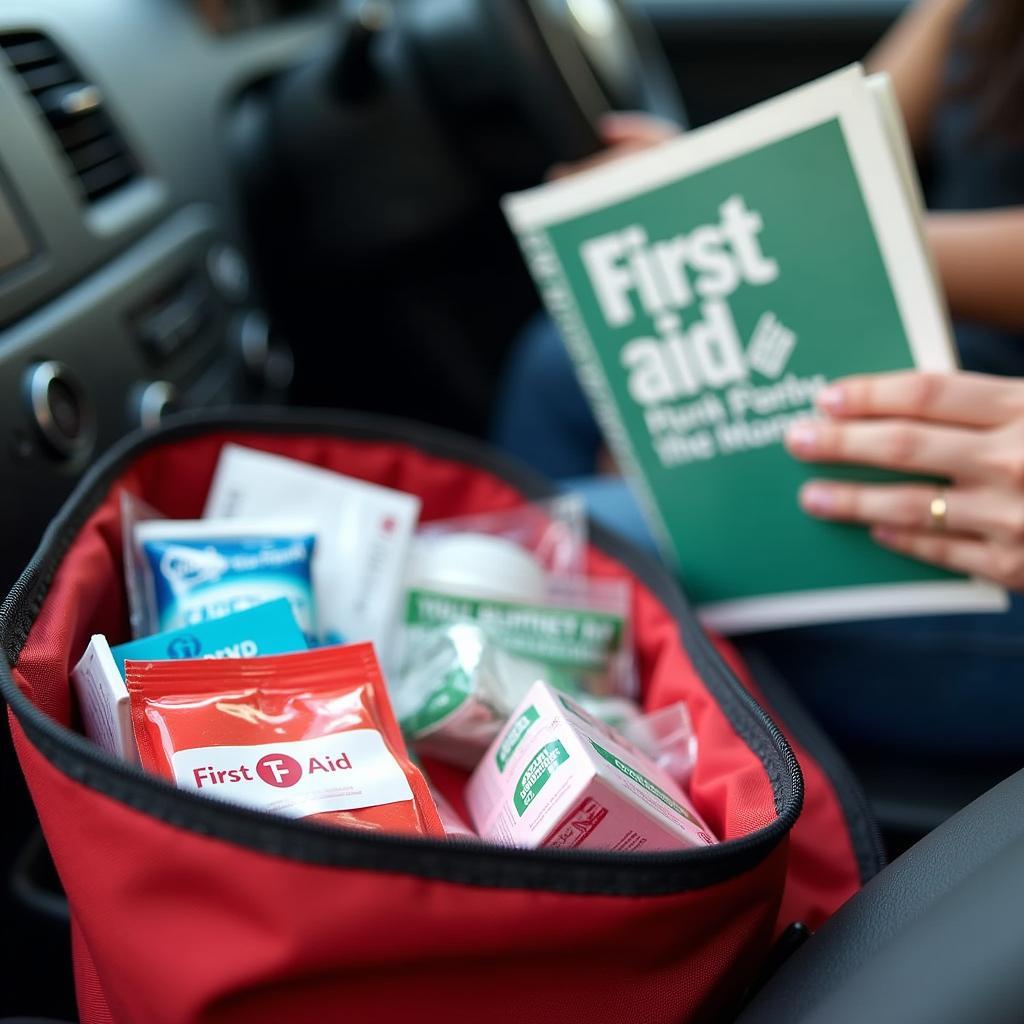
1;407;805;897
737;646;886;881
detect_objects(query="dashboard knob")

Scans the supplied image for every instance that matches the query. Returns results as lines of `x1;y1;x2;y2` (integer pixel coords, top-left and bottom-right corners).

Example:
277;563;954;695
132;380;181;431
22;360;93;459
231;310;295;390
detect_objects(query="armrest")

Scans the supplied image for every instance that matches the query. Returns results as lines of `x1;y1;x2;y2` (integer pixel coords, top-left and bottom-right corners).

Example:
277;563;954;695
737;766;1024;1024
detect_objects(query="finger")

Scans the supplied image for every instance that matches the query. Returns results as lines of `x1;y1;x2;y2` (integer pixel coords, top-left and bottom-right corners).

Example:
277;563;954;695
800;482;1024;543
815;372;1024;428
546;141;661;181
872;527;1024;589
598;112;680;147
785;418;987;480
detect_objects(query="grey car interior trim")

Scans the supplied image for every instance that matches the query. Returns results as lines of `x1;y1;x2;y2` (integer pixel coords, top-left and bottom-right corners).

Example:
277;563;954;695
738;767;1024;1024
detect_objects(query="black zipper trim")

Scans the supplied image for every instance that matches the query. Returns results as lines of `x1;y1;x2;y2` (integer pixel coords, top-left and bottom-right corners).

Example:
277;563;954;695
737;645;886;882
2;407;805;897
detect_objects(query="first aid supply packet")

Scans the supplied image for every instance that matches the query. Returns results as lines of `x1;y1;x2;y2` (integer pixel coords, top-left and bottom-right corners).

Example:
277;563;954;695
466;681;715;852
396;520;639;767
402;500;636;696
71;599;308;761
402;577;636;695
203;445;421;655
125;507;319;641
111;597;307;674
394;622;543;769
125;643;444;838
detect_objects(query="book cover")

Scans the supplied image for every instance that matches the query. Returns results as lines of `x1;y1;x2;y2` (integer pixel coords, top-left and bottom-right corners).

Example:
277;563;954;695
504;66;1006;632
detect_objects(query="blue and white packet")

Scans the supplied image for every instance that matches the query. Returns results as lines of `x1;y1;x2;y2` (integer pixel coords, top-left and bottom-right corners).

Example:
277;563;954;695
127;514;319;642
110;597;307;673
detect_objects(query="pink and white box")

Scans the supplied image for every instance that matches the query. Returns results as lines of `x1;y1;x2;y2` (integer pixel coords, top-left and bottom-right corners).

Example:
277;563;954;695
466;681;716;852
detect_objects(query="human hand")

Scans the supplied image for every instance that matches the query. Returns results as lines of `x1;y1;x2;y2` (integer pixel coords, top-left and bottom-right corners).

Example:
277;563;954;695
784;371;1024;592
546;112;680;180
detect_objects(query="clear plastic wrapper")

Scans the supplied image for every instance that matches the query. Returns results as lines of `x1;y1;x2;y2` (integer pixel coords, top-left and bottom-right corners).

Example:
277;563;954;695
396;498;637;769
395;596;638;770
618;702;698;788
121;491;164;639
414;495;588;577
394;623;536;770
401;574;637;700
122;490;319;642
405;500;632;679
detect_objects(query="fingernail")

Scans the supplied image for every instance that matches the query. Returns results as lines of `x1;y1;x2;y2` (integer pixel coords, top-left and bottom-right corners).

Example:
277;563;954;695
873;527;897;545
817;385;844;415
800;484;834;515
786;422;819;455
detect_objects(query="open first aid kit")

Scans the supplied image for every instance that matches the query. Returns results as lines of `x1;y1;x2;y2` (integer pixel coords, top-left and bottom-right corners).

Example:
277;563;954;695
0;411;881;1024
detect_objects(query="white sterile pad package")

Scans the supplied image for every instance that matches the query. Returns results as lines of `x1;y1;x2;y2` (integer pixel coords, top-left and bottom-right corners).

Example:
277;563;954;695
204;445;421;653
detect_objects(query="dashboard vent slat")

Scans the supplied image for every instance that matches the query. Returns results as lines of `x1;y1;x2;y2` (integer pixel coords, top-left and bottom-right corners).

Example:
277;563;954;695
19;62;77;93
67;135;123;174
55;112;111;150
2;37;60;69
78;156;136;198
0;30;139;204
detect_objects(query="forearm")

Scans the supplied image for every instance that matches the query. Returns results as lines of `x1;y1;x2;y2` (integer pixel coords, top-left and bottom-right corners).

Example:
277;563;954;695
866;0;969;153
927;209;1024;330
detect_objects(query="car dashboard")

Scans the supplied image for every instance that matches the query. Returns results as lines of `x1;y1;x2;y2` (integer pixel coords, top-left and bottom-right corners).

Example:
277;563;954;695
0;0;335;591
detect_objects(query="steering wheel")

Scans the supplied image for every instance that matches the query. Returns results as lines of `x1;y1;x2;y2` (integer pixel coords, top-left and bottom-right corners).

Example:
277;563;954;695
401;0;688;172
239;0;687;263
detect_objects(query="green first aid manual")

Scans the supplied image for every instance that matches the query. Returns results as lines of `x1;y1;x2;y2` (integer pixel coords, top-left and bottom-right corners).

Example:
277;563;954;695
503;66;1007;633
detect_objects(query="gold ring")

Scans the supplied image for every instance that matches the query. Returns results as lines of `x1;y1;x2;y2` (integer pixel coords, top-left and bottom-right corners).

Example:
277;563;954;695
929;491;949;531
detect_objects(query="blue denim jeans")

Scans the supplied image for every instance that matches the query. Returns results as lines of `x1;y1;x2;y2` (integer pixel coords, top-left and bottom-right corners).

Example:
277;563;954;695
492;316;1024;758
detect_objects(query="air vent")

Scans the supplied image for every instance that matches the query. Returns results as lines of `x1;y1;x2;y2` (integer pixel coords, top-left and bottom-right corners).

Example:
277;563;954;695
0;31;139;203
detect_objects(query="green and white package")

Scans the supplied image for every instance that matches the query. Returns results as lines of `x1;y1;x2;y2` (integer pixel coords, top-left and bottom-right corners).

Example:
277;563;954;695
394;576;637;769
403;577;635;694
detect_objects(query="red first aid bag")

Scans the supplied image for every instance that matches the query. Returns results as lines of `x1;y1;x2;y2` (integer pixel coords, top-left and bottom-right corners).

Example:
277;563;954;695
0;410;883;1024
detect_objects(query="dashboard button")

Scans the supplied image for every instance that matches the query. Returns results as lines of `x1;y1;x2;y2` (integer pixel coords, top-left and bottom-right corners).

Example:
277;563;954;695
231;309;294;390
132;380;181;430
207;243;250;302
135;276;211;360
23;360;93;459
234;308;269;377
